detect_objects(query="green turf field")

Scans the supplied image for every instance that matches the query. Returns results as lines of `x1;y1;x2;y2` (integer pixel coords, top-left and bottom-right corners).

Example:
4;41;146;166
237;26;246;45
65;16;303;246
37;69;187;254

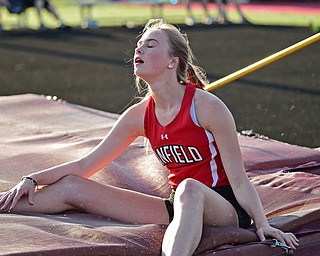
1;0;320;30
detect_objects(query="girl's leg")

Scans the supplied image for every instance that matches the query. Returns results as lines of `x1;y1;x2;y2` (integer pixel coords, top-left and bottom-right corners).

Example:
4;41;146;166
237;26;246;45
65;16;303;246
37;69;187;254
229;0;249;23
45;2;63;24
201;0;209;16
201;0;214;25
184;0;196;25
185;0;192;17
5;175;170;225
34;0;45;27
215;0;226;23
161;179;238;256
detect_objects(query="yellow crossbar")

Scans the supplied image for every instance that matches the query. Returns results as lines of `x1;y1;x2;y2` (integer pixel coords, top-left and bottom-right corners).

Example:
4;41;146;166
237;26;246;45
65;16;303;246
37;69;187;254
204;33;320;92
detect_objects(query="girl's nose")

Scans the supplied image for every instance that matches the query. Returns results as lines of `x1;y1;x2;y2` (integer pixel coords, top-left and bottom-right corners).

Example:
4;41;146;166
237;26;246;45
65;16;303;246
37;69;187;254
135;46;143;54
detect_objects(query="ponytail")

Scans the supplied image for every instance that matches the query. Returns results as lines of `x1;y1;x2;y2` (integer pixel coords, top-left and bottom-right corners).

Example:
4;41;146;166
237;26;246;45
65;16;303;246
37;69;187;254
186;63;208;89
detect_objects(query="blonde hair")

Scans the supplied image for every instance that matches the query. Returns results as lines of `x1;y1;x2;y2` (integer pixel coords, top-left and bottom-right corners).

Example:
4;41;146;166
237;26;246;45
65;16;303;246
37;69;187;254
135;19;209;93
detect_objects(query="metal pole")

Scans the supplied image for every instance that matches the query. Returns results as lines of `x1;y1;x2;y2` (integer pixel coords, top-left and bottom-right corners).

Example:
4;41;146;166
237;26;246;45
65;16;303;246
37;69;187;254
204;33;320;92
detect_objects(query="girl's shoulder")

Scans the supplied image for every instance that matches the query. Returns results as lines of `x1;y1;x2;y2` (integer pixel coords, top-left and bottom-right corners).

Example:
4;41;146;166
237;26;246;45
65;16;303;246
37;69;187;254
194;89;234;131
129;97;149;113
194;89;226;109
119;98;149;135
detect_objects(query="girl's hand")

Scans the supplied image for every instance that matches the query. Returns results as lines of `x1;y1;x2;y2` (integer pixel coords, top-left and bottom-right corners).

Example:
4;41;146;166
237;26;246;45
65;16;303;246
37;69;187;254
0;177;37;211
256;225;299;250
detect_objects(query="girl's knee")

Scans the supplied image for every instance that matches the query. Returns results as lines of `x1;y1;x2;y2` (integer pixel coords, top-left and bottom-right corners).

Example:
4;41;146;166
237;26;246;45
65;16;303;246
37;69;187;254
57;174;80;186
54;175;83;197
175;178;204;203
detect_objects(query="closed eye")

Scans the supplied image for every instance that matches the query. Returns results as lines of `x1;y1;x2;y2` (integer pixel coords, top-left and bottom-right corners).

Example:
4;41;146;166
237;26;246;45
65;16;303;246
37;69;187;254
136;38;159;48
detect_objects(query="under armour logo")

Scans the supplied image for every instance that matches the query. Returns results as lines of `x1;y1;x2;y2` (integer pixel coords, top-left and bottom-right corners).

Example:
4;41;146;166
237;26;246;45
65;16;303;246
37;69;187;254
161;134;169;140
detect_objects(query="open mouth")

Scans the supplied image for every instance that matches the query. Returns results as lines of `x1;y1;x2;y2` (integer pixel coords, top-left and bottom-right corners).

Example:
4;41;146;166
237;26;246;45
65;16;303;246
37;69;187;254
134;57;144;64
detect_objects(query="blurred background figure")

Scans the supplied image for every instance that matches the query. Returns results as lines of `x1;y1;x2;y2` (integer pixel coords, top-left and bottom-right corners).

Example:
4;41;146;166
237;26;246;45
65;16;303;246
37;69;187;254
1;0;69;30
216;0;250;24
184;0;250;25
185;0;214;25
24;0;69;30
0;0;9;7
0;0;10;31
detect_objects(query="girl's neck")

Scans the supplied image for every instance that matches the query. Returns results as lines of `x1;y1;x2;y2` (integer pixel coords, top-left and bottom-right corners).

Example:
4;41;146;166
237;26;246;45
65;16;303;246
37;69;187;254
148;80;185;111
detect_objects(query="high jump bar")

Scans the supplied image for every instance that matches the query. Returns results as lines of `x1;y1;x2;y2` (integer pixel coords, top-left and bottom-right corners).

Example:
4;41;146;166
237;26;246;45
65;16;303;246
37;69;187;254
204;32;320;92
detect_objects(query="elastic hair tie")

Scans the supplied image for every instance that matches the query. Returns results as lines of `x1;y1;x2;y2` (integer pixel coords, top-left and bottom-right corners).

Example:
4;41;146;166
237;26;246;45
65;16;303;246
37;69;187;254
21;176;38;190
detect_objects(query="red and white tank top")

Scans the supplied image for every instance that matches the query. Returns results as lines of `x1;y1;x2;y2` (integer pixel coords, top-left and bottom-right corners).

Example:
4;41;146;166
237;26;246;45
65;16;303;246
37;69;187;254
144;83;230;190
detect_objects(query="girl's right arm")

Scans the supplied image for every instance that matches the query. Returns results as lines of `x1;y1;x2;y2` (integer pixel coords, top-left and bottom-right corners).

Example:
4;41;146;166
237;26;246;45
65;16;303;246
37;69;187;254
32;101;146;183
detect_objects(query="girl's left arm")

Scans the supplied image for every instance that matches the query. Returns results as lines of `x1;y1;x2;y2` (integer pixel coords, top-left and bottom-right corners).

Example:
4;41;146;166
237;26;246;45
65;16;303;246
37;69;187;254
195;90;299;249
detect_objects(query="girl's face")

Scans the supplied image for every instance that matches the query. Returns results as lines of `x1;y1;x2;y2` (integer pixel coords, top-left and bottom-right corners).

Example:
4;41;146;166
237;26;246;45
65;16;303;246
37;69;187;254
134;29;173;82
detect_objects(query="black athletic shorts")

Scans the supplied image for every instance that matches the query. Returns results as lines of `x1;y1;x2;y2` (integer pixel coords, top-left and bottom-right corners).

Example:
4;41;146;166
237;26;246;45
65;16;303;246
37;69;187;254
164;185;252;229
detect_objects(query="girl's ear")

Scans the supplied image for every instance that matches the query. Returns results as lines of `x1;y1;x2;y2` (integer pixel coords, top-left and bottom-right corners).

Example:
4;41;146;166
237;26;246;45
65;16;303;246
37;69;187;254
168;56;179;69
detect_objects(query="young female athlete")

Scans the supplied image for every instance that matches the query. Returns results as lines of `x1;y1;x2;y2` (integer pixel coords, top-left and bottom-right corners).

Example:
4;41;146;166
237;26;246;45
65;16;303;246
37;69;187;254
0;19;298;255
